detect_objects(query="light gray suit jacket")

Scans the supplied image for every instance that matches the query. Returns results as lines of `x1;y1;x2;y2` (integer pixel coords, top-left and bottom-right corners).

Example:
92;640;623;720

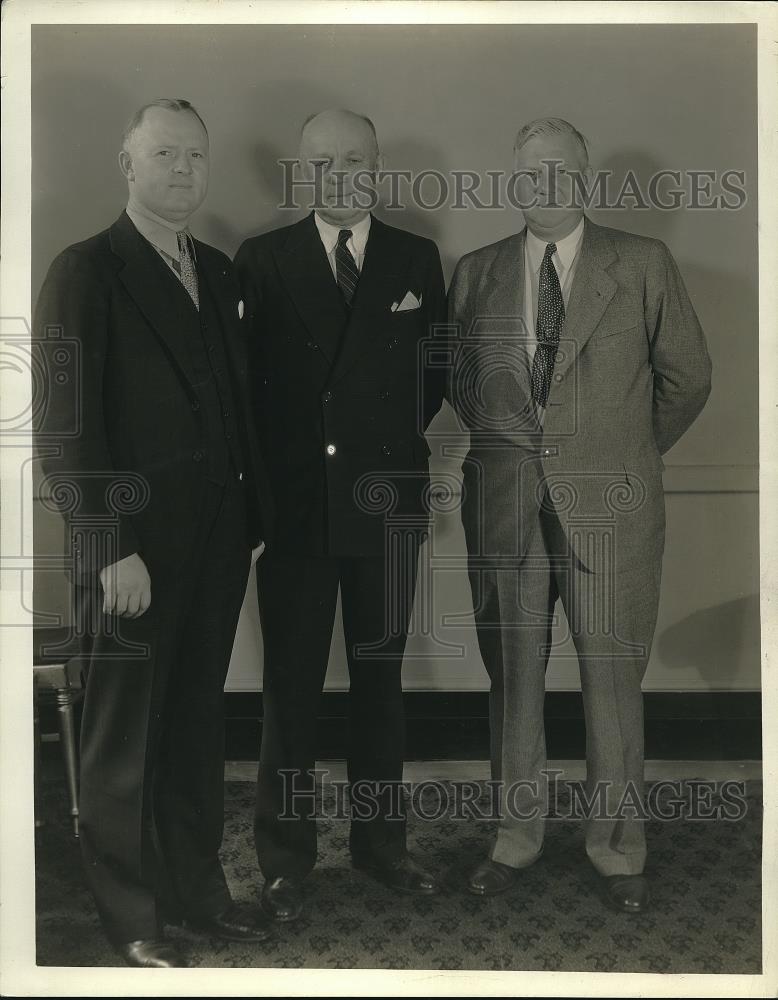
447;218;712;567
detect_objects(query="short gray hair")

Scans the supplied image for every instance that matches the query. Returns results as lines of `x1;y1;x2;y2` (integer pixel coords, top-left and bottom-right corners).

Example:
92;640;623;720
122;99;208;151
514;117;589;167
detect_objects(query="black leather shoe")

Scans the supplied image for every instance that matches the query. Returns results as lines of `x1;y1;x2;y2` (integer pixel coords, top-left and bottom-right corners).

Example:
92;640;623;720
603;874;650;914
260;876;304;922
467;858;525;896
186;902;276;942
118;938;187;968
353;853;438;895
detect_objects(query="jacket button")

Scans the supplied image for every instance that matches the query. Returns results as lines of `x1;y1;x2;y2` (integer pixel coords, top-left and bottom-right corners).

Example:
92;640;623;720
382;444;392;456
543;449;551;457
326;444;336;456
554;373;563;383
323;391;333;403
306;340;317;350
223;409;230;418
191;399;200;411
193;450;203;462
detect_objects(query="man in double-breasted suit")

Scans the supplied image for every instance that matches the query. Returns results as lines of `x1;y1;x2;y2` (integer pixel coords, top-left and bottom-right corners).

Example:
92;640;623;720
448;118;712;912
34;99;274;965
235;109;446;921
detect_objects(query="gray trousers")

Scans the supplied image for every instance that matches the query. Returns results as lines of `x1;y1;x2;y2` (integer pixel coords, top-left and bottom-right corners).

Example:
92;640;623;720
468;499;662;877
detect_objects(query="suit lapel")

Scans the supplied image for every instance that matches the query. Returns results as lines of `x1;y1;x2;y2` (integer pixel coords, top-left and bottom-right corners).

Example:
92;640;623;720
553;218;617;381
196;248;246;392
329;217;409;385
274;214;348;364
483;229;526;330
479;230;534;413
110;211;200;387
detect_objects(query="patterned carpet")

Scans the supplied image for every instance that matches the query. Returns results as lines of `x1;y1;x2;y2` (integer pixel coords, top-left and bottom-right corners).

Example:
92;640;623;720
35;775;762;973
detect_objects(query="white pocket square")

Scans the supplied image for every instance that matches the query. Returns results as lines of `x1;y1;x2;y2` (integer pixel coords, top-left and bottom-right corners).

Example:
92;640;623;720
391;291;422;312
238;299;245;319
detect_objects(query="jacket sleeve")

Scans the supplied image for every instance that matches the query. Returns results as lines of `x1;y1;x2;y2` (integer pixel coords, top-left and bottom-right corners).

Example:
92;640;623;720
232;240;276;547
645;240;712;455
221;250;273;549
445;255;475;425
33;247;141;578
421;240;447;432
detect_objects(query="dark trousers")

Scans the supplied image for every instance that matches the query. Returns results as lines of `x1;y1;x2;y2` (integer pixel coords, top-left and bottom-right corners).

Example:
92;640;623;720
254;541;420;879
76;477;251;944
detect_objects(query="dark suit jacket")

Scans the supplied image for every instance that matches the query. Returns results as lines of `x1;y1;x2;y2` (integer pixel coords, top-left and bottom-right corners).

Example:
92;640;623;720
34;210;273;582
448;218;712;567
234;213;446;556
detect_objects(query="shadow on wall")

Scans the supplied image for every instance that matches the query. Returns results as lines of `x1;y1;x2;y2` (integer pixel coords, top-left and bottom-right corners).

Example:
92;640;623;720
591;150;684;245
655;594;760;689
375;136;448;247
32;71;131;301
200;139;294;254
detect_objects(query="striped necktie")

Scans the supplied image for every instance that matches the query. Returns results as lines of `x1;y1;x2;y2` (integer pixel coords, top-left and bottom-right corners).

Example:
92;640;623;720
335;229;359;306
176;231;199;310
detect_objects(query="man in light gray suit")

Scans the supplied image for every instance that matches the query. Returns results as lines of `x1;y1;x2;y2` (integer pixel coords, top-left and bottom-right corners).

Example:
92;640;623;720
447;118;711;912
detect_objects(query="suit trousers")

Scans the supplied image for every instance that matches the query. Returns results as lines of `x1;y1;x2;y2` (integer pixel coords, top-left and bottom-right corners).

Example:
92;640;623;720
76;475;251;944
254;540;420;879
468;499;662;877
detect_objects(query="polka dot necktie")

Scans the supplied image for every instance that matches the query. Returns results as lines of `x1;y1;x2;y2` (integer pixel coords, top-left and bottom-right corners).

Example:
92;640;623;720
335;229;359;306
530;242;564;408
176;230;199;310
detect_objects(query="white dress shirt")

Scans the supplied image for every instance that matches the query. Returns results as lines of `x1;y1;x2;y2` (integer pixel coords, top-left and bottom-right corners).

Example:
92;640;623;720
314;212;371;280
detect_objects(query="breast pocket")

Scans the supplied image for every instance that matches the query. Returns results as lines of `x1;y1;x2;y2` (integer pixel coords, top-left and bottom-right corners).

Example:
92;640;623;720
589;320;645;343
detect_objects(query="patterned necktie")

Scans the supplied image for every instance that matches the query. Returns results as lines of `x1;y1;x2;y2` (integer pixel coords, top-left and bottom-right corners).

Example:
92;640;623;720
335;229;359;306
530;242;564;408
176;231;199;310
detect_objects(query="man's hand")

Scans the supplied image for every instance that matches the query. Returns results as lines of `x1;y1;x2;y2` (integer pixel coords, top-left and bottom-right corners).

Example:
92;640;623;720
251;541;266;566
99;552;151;618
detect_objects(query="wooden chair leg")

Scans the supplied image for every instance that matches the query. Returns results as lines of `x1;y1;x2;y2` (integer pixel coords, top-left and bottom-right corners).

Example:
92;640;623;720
34;677;44;828
56;686;79;839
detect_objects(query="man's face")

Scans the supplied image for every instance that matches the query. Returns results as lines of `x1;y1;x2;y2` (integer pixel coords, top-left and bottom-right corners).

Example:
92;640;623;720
120;107;209;224
299;111;380;227
513;132;592;239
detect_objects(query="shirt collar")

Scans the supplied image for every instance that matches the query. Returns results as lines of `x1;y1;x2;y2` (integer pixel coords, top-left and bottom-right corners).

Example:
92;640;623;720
314;212;371;256
525;216;585;276
126;202;193;261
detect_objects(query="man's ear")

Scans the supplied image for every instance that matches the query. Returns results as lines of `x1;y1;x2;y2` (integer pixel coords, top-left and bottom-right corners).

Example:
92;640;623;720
375;152;386;176
118;149;134;182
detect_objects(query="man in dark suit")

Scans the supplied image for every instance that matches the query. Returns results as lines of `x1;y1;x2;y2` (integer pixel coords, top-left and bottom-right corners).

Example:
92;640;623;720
34;99;274;966
448;118;712;912
235;109;446;921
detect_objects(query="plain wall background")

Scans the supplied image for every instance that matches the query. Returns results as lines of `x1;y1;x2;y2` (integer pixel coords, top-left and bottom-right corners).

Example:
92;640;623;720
31;23;759;691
